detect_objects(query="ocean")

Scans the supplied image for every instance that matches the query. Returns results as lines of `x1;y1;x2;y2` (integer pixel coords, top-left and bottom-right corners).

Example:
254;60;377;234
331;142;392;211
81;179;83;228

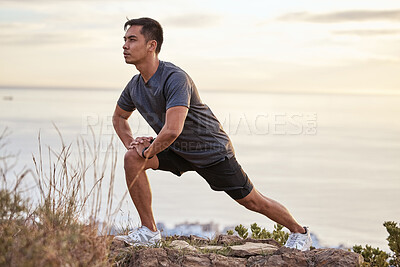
1;87;399;250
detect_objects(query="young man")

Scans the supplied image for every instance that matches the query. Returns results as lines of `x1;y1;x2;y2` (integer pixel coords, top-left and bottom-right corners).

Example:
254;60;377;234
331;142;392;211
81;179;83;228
113;17;312;250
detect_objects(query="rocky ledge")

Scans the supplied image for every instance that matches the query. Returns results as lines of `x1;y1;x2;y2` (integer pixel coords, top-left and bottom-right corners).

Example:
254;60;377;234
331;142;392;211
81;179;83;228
110;234;364;267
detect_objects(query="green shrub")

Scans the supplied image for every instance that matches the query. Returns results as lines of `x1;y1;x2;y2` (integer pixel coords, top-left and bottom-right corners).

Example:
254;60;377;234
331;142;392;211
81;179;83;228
226;229;234;235
383;221;400;266
250;223;289;245
250;223;269;239
233;223;289;245
353;245;389;267
353;221;400;267
234;224;248;239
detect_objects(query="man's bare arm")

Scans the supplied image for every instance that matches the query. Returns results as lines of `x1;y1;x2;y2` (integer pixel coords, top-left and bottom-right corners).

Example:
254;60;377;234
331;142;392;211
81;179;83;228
112;105;135;149
141;106;188;158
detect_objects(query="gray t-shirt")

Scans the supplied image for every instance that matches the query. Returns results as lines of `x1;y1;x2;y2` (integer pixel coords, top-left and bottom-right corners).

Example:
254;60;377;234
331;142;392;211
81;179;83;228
117;60;234;167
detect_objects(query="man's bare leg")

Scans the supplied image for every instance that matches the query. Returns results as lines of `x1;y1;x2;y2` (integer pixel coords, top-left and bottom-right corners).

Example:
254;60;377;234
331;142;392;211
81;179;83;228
124;149;159;232
236;188;305;233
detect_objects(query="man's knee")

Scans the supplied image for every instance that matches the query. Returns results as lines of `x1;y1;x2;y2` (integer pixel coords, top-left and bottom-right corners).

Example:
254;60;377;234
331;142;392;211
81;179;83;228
236;189;262;212
241;198;260;212
124;149;144;170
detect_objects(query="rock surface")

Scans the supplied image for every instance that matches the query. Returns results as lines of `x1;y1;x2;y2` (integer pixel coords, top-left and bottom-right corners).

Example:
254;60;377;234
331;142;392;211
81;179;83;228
229;242;278;257
216;234;243;245
109;235;364;267
170;240;197;252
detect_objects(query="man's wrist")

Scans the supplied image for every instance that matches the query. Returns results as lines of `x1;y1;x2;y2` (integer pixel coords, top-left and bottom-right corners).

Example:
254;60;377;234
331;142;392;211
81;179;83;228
141;147;154;159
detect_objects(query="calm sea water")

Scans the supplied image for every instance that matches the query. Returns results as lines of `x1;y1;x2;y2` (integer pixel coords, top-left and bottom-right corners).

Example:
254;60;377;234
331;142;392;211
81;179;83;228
1;87;399;250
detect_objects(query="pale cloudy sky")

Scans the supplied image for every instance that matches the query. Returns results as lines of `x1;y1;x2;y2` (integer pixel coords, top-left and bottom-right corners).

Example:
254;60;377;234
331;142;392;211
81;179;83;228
0;0;399;93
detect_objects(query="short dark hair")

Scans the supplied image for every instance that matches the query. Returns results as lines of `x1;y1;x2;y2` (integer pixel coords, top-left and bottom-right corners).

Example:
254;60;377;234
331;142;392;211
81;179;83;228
124;17;163;54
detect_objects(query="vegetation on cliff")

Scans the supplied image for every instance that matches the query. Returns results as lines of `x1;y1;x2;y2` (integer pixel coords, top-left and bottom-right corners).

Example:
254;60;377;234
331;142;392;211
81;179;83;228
0;127;115;266
0;127;399;266
353;221;400;267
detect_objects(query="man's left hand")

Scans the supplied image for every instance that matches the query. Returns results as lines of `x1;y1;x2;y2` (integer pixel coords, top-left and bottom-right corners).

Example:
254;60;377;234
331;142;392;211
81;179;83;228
129;138;151;159
128;136;153;149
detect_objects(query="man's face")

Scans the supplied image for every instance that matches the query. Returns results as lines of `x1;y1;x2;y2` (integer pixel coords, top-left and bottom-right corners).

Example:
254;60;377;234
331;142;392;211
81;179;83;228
123;25;149;65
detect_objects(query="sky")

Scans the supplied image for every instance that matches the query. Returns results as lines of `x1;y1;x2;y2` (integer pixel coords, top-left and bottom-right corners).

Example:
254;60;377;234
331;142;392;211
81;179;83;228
0;0;399;93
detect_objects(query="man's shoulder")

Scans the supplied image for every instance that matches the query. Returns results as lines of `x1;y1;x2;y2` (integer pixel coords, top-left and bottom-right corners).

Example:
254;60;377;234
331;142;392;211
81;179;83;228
161;61;191;83
125;74;141;89
131;73;141;83
162;61;188;75
162;60;180;71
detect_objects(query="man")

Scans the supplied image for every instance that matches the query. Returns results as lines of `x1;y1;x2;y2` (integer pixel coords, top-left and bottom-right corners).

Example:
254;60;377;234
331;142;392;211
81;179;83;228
113;17;312;251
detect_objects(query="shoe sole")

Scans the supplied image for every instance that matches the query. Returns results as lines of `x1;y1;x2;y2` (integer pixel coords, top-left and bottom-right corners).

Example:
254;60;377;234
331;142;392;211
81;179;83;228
114;237;160;247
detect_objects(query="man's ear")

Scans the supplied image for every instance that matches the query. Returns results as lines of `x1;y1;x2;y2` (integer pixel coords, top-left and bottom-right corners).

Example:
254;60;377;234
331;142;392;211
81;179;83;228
147;40;157;52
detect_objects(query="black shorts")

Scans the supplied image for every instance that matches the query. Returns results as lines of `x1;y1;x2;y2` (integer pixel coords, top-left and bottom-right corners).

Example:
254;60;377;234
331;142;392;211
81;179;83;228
156;148;253;200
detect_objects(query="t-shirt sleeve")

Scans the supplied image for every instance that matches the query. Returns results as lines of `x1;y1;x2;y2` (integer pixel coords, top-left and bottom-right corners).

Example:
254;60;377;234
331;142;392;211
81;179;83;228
117;83;136;112
164;72;192;110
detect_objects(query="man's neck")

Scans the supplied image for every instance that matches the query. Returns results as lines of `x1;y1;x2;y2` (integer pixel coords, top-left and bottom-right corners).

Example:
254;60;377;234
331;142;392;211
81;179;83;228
135;57;160;83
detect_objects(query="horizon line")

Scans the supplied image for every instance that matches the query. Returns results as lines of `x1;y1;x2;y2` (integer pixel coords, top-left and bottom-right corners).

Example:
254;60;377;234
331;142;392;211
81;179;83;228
1;84;399;97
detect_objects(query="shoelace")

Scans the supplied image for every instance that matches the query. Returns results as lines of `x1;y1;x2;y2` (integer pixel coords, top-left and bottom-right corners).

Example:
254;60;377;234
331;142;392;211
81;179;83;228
286;233;301;247
127;228;142;239
128;226;153;241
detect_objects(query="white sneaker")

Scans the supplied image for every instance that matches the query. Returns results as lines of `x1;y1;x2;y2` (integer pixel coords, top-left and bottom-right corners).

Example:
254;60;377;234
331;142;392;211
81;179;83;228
284;226;312;251
114;226;161;246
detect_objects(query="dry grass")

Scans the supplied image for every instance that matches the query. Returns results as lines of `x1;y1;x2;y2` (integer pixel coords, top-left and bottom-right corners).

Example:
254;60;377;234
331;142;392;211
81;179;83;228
0;126;122;266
